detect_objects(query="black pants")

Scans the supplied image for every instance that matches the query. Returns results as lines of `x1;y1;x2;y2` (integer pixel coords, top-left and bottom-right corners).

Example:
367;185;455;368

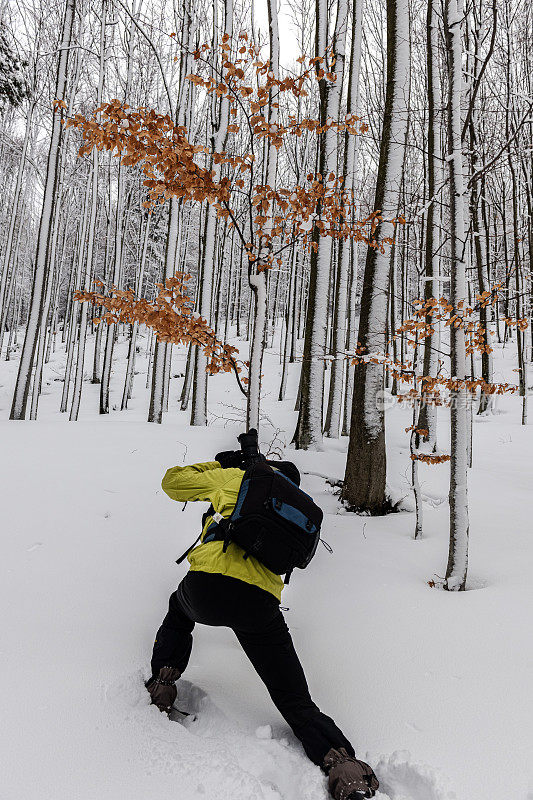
150;571;354;767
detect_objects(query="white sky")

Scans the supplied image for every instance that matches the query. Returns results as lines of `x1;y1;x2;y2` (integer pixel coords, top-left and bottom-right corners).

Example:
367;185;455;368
253;0;302;66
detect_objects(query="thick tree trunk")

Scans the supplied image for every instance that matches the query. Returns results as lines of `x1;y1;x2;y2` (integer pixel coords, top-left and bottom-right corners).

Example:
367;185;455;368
342;0;409;512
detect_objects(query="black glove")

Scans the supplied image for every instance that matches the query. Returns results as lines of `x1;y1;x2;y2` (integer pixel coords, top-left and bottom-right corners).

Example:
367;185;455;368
215;450;244;469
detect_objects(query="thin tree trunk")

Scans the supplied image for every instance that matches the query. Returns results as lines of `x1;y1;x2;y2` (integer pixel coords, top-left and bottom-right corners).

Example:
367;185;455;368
191;0;233;426
417;0;441;444
246;0;278;430
122;211;150;410
149;198;178;423
10;0;76;420
323;0;351;438
444;0;469;591
70;2;106;421
294;0;349;447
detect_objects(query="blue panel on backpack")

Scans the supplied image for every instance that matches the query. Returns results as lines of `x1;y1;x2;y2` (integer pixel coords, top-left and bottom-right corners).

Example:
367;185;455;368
203;527;218;543
271;499;317;533
232;478;251;520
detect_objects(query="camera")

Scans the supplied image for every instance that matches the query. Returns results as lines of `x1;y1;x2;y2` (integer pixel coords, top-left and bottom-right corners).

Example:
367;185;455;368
237;428;265;467
215;429;266;470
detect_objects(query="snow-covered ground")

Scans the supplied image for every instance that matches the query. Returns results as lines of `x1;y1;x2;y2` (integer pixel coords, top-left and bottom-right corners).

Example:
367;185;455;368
1;331;532;800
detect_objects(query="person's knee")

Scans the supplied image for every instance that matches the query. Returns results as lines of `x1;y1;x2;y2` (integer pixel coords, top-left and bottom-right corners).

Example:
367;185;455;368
168;590;181;614
161;590;194;632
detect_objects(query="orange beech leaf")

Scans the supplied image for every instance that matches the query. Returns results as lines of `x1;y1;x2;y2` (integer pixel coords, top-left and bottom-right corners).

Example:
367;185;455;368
74;272;244;382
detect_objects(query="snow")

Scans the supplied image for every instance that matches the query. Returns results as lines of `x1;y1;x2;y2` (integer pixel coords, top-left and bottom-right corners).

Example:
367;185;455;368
1;330;532;800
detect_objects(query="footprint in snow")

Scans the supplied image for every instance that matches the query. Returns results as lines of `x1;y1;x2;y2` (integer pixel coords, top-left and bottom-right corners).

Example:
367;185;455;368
105;671;327;799
107;672;456;800
374;750;456;800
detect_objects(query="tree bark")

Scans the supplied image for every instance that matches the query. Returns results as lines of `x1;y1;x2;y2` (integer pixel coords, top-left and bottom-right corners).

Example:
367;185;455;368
10;0;76;420
342;0;410;512
444;0;469;591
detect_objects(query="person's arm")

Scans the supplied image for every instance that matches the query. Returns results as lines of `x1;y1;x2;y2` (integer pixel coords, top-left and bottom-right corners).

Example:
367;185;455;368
161;461;229;503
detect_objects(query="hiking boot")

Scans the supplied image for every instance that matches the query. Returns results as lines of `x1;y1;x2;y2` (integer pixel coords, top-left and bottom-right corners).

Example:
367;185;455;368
323;747;379;800
146;666;181;712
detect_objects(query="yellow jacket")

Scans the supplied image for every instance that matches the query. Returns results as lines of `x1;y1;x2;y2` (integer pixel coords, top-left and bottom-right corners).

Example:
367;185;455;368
162;461;284;601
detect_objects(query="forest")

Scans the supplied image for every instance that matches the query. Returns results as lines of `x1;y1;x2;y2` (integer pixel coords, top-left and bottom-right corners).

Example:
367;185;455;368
0;0;531;797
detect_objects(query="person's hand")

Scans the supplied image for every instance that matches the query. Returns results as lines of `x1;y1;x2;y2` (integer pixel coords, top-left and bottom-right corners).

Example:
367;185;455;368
215;450;244;469
324;748;379;799
146;666;181;713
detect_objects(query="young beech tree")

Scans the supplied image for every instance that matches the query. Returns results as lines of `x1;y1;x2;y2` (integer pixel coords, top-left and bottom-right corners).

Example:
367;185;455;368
246;0;278;432
443;0;469;591
67;38;372;426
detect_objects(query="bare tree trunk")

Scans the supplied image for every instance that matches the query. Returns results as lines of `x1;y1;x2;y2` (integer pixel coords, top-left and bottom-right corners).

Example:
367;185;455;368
279;241;297;401
61;186;90;413
100;0;136;415
0;197;27;355
30;196;64;419
122;211;150;410
294;0;349;447
340;0;364;435
417;0;441;443
444;0;469;591
149;198;178;423
10;0;76;419
92;207;111;383
191;0;232;426
343;0;410;512
246;0;279;430
70;1;106;421
180;343;195;411
323;0;351;438
0;100;36;330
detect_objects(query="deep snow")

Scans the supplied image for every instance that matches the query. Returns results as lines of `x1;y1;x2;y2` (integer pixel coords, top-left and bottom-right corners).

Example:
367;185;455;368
1;330;532;800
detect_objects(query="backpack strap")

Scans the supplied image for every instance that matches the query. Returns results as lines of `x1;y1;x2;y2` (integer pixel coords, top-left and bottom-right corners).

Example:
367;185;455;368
202;504;215;529
175;532;203;565
210;512;233;553
177;463;272;565
177;511;233;565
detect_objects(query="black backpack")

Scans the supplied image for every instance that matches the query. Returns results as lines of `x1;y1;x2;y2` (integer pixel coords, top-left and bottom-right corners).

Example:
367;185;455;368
177;461;323;583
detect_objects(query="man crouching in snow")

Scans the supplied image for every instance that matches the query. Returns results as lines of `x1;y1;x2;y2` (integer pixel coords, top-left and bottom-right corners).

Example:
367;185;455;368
146;430;379;800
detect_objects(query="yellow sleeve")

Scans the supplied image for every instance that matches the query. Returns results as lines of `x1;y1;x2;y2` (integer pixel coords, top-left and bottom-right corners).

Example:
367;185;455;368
161;461;229;502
